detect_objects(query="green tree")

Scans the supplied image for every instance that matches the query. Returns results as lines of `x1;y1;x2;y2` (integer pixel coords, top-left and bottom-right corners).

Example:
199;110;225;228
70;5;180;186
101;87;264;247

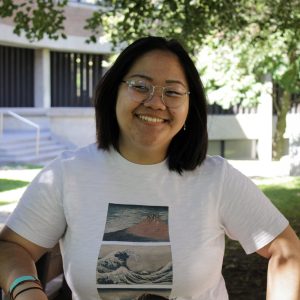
86;0;300;160
0;0;68;41
92;0;300;160
236;29;300;160
1;0;299;159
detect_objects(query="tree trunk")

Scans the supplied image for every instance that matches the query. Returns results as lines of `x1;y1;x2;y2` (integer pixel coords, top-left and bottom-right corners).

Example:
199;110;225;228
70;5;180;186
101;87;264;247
272;90;291;160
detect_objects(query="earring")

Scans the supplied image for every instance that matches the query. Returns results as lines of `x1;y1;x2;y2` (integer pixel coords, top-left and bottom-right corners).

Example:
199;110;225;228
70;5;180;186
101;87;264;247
183;123;186;131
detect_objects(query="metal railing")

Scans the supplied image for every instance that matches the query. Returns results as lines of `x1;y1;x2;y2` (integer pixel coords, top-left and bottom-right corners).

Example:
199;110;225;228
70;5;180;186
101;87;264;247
0;110;40;156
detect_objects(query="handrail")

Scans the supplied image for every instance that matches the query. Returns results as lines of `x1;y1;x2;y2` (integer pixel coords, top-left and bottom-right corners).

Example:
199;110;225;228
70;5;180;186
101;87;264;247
0;110;40;156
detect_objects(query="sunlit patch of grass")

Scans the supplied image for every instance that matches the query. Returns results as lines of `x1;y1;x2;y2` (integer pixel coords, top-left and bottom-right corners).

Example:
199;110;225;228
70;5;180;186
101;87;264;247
258;177;300;221
0;163;42;170
0;178;29;192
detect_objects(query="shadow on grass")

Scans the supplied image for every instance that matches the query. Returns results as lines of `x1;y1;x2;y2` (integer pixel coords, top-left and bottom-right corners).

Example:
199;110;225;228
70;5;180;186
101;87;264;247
223;176;299;299
0;178;29;192
223;239;268;300
223;206;299;300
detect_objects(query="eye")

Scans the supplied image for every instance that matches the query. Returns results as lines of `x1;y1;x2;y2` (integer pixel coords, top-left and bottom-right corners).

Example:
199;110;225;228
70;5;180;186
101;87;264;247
164;88;184;97
129;80;150;93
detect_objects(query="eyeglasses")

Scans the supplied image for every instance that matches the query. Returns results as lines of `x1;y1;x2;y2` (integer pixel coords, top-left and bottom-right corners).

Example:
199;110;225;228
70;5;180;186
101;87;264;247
121;79;190;108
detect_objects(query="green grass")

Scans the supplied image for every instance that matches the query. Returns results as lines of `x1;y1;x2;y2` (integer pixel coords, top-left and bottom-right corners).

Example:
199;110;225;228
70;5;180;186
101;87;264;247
0;200;15;206
0;175;299;217
0;178;29;192
258;177;300;221
0;163;42;170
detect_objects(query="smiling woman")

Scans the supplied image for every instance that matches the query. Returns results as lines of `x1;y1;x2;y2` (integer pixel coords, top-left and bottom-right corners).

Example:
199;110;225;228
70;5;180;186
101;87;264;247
116;50;189;164
0;37;299;300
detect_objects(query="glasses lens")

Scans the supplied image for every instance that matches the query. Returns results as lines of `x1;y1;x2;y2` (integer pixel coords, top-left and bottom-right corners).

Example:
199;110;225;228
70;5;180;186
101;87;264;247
163;86;187;108
127;80;151;103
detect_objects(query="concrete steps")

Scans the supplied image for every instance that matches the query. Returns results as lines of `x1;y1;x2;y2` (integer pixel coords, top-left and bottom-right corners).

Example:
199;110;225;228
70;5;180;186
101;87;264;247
0;130;69;166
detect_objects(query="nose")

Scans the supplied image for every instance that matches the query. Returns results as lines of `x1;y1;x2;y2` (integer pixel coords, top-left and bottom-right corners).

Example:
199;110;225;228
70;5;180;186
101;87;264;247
143;86;166;110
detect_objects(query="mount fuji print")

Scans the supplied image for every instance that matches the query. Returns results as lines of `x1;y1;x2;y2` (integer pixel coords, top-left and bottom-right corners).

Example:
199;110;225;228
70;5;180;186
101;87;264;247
96;203;173;300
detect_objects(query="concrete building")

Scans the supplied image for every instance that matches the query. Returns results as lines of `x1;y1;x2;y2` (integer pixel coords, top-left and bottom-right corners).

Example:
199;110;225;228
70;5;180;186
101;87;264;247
0;1;299;175
0;1;112;163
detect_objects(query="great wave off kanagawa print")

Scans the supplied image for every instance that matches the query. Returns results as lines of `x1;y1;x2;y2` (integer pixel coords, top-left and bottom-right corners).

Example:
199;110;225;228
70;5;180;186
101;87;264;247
96;203;173;300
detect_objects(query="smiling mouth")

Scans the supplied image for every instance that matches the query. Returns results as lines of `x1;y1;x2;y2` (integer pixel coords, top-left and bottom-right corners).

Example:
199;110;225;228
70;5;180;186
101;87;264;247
136;114;166;123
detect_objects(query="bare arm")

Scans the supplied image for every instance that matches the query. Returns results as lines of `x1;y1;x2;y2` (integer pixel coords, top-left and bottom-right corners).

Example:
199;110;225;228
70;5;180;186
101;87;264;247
256;225;300;300
0;226;49;299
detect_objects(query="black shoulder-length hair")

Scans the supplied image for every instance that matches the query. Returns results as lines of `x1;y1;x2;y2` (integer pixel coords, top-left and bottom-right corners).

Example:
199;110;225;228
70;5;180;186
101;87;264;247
94;36;208;174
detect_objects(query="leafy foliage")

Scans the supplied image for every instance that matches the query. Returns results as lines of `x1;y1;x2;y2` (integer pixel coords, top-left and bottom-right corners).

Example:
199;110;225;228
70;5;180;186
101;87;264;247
0;0;68;41
84;0;250;54
1;0;299;158
84;0;300;110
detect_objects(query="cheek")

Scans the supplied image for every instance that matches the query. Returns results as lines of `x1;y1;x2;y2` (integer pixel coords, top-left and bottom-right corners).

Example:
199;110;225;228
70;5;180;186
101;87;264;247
115;98;122;124
116;91;129;117
169;104;189;124
116;93;140;124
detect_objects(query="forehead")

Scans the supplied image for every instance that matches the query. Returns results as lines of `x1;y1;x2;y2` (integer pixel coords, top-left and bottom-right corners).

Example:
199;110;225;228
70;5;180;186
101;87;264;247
126;50;188;84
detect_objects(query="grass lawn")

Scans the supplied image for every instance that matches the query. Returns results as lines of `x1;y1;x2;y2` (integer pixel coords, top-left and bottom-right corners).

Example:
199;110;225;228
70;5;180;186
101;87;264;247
0;163;42;170
0;174;299;212
0;165;41;205
0;178;29;192
0;178;30;206
258;176;300;225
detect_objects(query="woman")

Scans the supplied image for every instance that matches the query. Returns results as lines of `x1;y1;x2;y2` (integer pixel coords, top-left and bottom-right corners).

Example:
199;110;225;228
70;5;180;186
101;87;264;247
0;36;299;300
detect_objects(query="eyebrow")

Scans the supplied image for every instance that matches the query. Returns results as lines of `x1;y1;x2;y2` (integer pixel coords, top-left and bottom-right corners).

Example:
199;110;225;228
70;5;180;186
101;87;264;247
127;73;187;88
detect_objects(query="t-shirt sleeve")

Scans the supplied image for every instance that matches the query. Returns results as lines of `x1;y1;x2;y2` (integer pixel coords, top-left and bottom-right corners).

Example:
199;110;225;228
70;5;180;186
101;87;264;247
219;161;289;254
5;158;67;248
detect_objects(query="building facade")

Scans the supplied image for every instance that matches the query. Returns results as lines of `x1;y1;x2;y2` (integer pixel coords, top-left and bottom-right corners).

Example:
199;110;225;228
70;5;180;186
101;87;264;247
0;1;299;172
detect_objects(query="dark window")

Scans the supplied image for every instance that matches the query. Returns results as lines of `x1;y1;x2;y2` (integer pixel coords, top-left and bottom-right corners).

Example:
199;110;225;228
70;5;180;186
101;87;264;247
51;51;103;107
0;45;34;107
207;102;257;115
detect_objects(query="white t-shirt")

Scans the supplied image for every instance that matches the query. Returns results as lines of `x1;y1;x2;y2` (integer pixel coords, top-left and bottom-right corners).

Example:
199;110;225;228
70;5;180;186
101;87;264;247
6;144;288;300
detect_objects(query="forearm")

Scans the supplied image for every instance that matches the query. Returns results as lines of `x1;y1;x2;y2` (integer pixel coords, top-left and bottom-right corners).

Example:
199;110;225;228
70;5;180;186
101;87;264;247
266;253;300;300
0;241;47;299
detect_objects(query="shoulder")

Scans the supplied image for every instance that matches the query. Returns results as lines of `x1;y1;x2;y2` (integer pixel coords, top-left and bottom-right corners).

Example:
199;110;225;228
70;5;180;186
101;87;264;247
182;155;248;188
201;155;248;179
52;143;111;168
202;155;227;168
195;155;229;176
178;155;231;187
59;143;102;161
40;144;108;177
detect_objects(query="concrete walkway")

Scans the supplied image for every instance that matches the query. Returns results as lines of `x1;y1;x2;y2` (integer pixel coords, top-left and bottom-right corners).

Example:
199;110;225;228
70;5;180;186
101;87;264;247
228;157;290;178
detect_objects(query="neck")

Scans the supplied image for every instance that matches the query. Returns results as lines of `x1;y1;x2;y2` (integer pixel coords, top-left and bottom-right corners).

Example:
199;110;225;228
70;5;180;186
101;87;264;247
117;144;167;165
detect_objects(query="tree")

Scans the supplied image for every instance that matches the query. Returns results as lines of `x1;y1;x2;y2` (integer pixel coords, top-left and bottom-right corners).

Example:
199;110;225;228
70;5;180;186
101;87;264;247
86;0;299;160
0;0;67;41
1;0;299;159
223;0;300;159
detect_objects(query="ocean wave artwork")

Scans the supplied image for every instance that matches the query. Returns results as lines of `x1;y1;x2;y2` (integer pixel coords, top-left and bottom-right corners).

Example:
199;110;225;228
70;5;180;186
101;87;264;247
97;246;172;285
97;204;173;299
97;289;172;300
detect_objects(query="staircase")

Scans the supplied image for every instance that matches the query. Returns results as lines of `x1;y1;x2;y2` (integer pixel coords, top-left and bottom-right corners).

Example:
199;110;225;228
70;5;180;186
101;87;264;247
0;130;70;166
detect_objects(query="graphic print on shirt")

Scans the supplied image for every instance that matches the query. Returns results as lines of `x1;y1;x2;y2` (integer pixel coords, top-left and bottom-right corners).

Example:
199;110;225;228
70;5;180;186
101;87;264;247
96;203;172;300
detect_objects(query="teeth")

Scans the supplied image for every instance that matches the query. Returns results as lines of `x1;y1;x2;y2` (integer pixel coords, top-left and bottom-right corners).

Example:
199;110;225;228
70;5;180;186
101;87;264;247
138;115;164;123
